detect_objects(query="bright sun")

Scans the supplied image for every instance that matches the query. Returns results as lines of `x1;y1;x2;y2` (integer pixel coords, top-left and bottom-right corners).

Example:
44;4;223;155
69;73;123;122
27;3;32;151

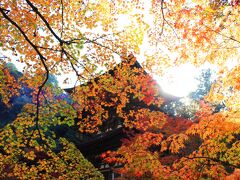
154;64;200;97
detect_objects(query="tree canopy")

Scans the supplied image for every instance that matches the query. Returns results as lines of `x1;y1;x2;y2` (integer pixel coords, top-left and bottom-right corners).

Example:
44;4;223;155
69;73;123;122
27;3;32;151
0;0;240;179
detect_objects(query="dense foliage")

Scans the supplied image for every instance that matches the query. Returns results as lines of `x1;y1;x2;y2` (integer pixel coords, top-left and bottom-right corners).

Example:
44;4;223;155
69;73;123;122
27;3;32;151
0;62;103;179
1;0;240;179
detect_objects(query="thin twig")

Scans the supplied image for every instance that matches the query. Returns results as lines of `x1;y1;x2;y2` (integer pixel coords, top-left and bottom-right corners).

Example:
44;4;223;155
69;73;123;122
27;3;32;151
85;38;123;57
204;25;240;44
65;31;123;44
70;61;84;78
62;49;89;72
159;0;165;37
60;0;64;38
185;156;240;169
36;45;62;52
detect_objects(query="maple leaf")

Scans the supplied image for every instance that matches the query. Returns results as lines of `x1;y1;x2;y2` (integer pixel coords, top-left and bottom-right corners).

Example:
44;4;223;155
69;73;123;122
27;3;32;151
1;0;240;179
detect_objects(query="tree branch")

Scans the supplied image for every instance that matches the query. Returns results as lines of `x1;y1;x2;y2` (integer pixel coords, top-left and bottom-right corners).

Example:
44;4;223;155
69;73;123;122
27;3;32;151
0;7;49;143
85;38;123;58
159;0;165;37
204;25;240;44
60;0;64;38
185;156;240;169
0;8;44;60
25;0;64;45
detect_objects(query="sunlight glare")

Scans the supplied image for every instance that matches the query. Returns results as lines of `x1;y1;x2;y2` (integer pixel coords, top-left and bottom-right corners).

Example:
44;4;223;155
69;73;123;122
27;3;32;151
116;14;132;31
226;59;238;70
154;64;200;97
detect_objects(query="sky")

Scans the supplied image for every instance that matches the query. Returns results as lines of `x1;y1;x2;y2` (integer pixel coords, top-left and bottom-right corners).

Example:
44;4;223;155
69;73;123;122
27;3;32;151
0;9;215;98
0;46;219;98
1;0;238;98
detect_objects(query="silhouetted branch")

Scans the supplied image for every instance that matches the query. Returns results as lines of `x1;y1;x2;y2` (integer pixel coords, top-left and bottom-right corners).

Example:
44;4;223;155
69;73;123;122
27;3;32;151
0;7;49;143
25;0;64;45
70;61;84;78
0;8;44;60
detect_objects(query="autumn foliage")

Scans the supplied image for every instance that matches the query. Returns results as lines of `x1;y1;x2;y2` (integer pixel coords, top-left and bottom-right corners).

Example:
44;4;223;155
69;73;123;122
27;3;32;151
0;62;20;106
0;0;240;179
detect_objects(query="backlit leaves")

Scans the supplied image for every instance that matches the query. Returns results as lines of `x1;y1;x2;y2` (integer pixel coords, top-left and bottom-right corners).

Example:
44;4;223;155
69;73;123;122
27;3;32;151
0;63;20;106
1;0;240;179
